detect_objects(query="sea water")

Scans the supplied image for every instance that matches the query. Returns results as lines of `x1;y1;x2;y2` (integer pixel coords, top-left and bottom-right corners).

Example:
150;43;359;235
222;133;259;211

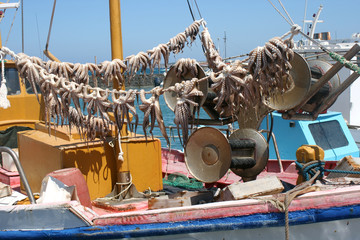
132;86;193;151
131;86;238;151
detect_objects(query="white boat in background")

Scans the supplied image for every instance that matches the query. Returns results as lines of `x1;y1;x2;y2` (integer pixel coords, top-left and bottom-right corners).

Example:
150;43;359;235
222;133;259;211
294;5;360;129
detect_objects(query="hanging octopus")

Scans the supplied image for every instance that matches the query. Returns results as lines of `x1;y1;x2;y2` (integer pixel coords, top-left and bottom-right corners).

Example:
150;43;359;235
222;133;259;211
59;80;84;126
147;43;170;73
99;58;127;87
173;58;198;78
124;52;150;78
185;20;202;44
139;87;170;146
247;37;294;98
168;32;187;54
201;27;226;72
16;53;42;100
39;72;63;127
85;115;111;141
71;63;100;85
112;89;138;133
210;61;248;116
45;61;74;80
170;79;204;146
67;106;85;139
152;87;170;147
83;86;111;140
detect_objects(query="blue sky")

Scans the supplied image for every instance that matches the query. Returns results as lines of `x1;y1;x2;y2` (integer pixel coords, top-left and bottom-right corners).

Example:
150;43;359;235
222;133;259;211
1;0;359;64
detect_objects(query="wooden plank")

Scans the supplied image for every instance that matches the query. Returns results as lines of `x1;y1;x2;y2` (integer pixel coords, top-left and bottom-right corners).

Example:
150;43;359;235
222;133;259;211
221;176;284;201
327;156;360;179
148;191;214;210
0;182;12;198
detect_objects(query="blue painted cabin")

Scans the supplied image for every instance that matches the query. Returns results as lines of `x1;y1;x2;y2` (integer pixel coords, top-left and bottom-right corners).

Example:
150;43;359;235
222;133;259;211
260;111;359;161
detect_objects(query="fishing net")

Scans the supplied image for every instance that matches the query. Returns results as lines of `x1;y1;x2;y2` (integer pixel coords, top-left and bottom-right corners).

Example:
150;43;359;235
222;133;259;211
163;173;203;190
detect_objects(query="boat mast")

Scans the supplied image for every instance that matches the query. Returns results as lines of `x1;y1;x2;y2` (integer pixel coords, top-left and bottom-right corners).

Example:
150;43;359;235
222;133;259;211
302;0;308;36
109;0;123;90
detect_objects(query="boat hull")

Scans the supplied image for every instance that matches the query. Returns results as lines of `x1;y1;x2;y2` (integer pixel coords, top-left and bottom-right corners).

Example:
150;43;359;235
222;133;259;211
0;204;359;239
1;184;360;239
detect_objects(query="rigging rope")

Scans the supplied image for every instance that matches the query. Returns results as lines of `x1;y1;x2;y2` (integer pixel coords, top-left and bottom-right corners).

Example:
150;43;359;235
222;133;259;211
45;0;57;51
295;29;360;74
268;0;360;74
186;0;195;21
4;4;19;46
277;0;294;25
193;0;202;19
0;19;297;144
21;0;23;52
267;0;293;27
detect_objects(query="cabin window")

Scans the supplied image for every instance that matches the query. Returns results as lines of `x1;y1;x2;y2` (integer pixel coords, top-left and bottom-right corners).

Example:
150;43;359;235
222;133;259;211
25;78;41;94
308;120;349;150
0;68;20;95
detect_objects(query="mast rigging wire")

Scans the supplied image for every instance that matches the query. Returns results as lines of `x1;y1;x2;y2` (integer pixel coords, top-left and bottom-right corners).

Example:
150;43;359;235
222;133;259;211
45;0;57;51
186;0;195;21
4;5;18;46
21;0;23;52
277;0;294;25
267;0;293;27
193;0;202;19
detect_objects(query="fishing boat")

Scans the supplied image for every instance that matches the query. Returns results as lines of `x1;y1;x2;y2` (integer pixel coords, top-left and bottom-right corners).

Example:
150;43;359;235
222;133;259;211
1;1;360;239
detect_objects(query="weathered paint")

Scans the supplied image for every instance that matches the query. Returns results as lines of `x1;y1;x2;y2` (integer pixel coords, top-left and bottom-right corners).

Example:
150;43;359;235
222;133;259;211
0;167;19;188
18;124;163;199
0;204;359;239
0;201;92;231
93;185;360;226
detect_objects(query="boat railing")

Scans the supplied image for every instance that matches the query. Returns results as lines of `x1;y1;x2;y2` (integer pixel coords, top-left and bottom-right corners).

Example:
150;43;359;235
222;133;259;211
0;146;36;204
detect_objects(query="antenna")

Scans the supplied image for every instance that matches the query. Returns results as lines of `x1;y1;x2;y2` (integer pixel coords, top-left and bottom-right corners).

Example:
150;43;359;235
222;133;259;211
303;5;324;44
21;0;24;52
309;5;323;40
302;0;308;39
223;31;227;60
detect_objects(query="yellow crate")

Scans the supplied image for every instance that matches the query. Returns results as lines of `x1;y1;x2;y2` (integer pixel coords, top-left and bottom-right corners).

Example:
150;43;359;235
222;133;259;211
18;123;162;200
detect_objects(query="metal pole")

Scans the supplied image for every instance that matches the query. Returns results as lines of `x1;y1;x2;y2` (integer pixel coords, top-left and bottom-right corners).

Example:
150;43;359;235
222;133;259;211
223;31;227;60
302;0;308;38
21;0;24;52
0;147;36;204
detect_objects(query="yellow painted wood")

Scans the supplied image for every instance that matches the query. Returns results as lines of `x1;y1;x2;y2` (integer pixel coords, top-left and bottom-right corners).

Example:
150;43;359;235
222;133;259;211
43;49;61;62
18;124;163;199
119;136;163;192
109;0;123;91
296;145;324;184
18;127;118;199
0;62;44;130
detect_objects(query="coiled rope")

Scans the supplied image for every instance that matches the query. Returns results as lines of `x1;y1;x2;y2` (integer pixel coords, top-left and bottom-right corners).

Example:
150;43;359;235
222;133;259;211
296;160;360;181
